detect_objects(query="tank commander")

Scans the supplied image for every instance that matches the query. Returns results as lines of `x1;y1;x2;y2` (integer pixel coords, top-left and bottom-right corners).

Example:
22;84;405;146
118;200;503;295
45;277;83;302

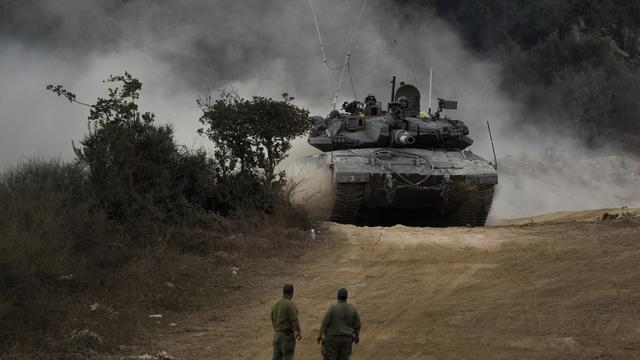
271;284;302;360
317;288;362;360
364;94;380;116
397;96;409;109
390;96;410;117
364;94;376;106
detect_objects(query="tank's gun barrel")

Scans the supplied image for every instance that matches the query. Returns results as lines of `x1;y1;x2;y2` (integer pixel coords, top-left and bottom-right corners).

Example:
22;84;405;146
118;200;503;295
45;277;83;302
391;130;416;146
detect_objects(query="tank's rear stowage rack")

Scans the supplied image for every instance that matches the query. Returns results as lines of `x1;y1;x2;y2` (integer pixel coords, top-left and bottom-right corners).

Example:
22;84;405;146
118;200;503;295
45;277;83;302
308;79;498;226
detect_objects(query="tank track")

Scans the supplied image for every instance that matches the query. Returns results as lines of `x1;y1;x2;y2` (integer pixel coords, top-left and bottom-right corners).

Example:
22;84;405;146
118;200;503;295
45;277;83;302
447;185;495;227
330;183;364;224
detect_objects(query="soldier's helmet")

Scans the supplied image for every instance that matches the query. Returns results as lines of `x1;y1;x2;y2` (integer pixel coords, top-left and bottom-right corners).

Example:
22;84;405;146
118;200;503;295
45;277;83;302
365;94;377;106
397;96;409;108
329;109;340;118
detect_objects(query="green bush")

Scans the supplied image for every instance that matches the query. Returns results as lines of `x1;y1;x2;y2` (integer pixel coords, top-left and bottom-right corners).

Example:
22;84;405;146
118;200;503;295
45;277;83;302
0;74;312;354
49;73;218;226
198;91;311;182
197;90;311;214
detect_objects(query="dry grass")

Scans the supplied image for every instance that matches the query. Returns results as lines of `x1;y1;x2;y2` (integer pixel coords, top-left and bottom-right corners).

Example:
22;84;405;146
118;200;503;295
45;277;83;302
0;159;313;358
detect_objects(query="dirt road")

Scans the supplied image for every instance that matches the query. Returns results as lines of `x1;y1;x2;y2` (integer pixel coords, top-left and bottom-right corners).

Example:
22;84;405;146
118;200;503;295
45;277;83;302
140;209;640;359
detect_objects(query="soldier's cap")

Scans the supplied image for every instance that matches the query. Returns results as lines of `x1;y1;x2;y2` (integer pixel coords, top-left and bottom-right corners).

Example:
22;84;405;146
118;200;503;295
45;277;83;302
283;284;294;295
337;288;348;301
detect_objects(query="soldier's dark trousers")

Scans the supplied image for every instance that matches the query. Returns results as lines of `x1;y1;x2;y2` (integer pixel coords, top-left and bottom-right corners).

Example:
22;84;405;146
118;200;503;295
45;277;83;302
272;331;296;360
322;335;353;360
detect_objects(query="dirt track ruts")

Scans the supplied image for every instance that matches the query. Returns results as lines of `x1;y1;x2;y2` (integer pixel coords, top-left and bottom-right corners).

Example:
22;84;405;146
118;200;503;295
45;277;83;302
120;209;640;359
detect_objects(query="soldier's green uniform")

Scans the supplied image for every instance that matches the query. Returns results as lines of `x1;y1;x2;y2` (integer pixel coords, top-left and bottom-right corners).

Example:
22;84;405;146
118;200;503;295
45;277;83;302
320;292;361;360
271;296;299;360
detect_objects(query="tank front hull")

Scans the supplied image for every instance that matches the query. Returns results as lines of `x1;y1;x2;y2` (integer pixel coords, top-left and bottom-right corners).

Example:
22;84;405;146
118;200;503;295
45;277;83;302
319;148;498;226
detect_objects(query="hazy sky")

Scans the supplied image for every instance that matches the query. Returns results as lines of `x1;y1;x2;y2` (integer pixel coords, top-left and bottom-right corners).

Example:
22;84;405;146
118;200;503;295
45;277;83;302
0;0;529;167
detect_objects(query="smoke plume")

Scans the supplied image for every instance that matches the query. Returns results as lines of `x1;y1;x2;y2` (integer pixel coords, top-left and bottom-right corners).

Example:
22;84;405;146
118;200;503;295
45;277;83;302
1;0;638;219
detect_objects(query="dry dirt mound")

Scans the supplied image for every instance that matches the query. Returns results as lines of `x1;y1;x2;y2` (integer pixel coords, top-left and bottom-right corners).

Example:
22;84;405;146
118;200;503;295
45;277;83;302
111;209;640;359
500;207;640;226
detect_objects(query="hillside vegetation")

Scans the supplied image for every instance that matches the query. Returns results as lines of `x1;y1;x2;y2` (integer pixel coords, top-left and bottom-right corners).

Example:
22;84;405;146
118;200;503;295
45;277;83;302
0;74;311;358
400;0;640;149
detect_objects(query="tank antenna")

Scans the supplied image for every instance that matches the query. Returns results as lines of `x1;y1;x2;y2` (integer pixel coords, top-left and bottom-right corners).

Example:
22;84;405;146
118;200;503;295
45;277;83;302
307;0;368;108
486;121;498;170
332;0;368;109
428;68;433;114
390;76;397;104
393;40;419;86
307;0;334;107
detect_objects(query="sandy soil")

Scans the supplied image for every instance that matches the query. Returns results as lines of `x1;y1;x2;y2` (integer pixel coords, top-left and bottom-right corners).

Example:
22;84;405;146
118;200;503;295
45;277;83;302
113;209;640;359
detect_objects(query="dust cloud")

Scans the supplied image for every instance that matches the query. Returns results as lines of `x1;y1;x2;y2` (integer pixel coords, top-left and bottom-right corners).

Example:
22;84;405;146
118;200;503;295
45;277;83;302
280;150;334;220
492;144;640;220
1;0;637;219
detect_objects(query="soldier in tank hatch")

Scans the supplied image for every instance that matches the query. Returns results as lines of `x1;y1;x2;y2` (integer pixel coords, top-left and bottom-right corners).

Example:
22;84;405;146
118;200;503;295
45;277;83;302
364;94;380;116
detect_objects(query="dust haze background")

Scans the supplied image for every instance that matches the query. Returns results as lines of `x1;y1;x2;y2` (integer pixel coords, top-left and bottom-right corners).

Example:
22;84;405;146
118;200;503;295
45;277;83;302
1;0;638;219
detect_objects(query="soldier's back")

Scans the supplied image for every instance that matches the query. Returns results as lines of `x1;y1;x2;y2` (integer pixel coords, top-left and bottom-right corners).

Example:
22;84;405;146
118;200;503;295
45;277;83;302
324;301;360;337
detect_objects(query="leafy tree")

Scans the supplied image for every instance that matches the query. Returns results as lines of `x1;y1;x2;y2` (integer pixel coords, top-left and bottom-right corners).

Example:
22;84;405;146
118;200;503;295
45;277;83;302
48;73;216;224
197;90;311;185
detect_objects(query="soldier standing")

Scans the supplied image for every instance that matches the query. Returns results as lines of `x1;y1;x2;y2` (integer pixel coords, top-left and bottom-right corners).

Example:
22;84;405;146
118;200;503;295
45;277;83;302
316;288;362;360
271;284;302;360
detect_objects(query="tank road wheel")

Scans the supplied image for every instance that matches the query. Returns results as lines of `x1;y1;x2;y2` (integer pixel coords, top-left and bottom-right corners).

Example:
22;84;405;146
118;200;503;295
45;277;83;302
330;183;365;224
447;185;495;227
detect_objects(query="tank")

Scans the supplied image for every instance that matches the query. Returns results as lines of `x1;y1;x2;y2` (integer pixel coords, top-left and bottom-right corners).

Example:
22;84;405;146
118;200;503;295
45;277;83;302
307;79;498;226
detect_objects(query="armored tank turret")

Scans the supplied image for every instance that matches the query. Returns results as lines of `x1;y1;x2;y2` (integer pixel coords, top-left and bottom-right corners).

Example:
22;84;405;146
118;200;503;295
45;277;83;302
308;79;498;226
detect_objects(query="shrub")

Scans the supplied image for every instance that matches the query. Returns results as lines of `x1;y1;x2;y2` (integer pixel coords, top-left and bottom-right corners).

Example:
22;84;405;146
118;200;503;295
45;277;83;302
197;90;311;214
0;159;100;346
0;74;313;355
48;73;218;226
